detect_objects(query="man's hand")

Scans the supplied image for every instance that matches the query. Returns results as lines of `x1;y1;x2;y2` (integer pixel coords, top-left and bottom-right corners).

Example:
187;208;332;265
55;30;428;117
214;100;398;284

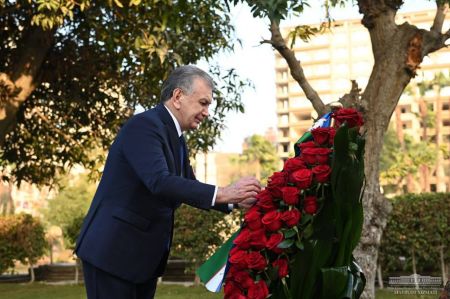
237;197;258;210
216;177;261;205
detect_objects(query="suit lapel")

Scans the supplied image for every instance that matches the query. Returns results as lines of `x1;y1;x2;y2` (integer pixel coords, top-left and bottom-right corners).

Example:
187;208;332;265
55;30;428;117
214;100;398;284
155;104;182;176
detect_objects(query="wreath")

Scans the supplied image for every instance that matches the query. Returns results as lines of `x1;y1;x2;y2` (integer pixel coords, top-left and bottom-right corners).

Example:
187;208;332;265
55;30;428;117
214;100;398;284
223;108;366;299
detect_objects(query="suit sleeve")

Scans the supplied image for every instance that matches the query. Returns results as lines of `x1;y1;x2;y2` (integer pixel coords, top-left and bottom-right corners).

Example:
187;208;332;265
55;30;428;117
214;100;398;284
119;115;215;210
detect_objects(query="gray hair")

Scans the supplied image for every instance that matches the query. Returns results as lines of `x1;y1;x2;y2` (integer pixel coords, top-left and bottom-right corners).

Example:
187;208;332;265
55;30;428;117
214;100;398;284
160;65;214;103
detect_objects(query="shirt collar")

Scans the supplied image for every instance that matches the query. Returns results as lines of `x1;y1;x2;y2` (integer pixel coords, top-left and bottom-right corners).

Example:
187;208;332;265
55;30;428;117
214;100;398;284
164;105;182;137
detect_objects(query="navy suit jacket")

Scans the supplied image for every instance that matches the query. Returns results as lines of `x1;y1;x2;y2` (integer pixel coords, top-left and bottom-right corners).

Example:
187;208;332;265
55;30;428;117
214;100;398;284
75;104;228;283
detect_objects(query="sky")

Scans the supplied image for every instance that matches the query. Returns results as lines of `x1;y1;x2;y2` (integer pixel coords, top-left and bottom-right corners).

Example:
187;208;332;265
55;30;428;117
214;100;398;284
209;1;436;153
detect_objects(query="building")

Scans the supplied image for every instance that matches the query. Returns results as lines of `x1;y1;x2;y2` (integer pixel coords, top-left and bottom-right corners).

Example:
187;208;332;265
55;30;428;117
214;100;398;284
274;10;450;192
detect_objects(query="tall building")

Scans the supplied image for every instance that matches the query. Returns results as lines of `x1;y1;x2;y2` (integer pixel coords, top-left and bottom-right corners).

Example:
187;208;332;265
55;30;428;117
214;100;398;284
275;10;450;192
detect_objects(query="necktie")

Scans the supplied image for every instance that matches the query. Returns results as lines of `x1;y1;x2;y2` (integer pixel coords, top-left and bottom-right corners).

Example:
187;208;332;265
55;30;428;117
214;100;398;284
179;135;186;177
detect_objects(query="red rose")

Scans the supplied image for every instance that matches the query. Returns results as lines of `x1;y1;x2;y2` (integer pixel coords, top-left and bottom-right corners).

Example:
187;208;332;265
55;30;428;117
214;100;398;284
267;186;283;199
311;127;331;145
333;108;364;128
280;208;301;227
248;280;269;299
224;281;244;299
283;157;306;173
290;168;313;189
246;251;267;271
301;147;332;165
229;249;248;269
281;186;299;205
249;229;267;250
261;210;283;231
297;141;316;151
268;171;288;187
272;258;289;278
304;195;318;214
233;228;251;249
231;270;254;289
256;190;276;211
245;206;263;230
266;232;284;254
312;164;332;183
267;172;288;198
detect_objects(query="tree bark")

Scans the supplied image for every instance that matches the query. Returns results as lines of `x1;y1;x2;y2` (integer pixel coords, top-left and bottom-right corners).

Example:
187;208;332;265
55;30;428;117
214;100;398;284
0;26;54;147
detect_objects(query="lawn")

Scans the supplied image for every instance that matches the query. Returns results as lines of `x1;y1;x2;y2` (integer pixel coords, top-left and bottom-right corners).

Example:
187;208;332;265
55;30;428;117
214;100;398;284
0;283;441;299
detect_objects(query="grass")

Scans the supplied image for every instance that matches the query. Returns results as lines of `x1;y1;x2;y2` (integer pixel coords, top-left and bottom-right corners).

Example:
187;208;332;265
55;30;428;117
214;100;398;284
0;283;441;299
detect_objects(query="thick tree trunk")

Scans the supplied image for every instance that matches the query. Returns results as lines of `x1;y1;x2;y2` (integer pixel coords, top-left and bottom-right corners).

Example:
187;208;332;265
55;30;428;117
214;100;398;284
0;26;54;147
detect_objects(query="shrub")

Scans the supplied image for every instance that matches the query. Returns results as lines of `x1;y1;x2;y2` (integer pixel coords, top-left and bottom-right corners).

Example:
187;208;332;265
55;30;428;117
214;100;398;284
0;214;47;274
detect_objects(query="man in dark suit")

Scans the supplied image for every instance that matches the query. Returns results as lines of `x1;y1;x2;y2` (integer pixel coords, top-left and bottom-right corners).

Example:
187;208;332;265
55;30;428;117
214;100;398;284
75;65;260;299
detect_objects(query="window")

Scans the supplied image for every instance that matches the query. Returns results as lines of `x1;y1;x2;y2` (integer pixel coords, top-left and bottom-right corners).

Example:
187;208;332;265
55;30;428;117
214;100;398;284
430;184;437;192
443;103;449;111
443;120;450;127
282;143;289;152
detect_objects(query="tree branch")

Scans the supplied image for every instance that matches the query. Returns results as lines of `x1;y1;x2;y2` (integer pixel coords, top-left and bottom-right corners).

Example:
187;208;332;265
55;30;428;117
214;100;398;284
268;20;326;116
431;3;448;33
0;25;54;147
32;107;80;146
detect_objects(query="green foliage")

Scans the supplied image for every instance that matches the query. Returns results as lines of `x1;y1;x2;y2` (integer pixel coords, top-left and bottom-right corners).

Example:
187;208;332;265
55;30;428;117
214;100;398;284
171;205;240;272
234;134;278;184
379;193;449;274
42;173;94;249
226;0;310;22
0;213;47;274
380;128;437;190
1;0;245;186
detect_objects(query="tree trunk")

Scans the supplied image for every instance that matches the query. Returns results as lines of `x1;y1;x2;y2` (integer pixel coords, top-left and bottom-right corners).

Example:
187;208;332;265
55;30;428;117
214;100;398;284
377;263;384;289
412;249;419;289
434;85;446;192
418;97;430;191
394;107;415;192
440;244;448;286
0;26;54;146
28;261;35;283
74;257;80;284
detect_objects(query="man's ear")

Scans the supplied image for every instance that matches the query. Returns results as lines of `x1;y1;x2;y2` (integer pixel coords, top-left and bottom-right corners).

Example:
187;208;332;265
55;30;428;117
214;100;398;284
172;88;183;109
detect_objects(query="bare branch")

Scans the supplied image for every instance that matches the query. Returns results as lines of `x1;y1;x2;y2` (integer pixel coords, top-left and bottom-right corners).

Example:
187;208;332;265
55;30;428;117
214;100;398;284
421;27;450;58
336;80;365;112
431;3;448;33
268;20;327;116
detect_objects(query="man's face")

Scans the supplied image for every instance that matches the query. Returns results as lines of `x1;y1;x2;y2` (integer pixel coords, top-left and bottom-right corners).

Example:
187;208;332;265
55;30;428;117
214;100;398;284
175;78;212;131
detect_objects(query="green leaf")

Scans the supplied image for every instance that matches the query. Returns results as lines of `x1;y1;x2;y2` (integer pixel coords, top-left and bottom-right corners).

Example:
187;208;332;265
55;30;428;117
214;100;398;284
283;228;297;238
295;240;304;250
278;239;295;249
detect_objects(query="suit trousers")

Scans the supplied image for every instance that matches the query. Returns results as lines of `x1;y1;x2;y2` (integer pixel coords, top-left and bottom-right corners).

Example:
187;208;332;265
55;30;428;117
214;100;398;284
82;260;158;299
